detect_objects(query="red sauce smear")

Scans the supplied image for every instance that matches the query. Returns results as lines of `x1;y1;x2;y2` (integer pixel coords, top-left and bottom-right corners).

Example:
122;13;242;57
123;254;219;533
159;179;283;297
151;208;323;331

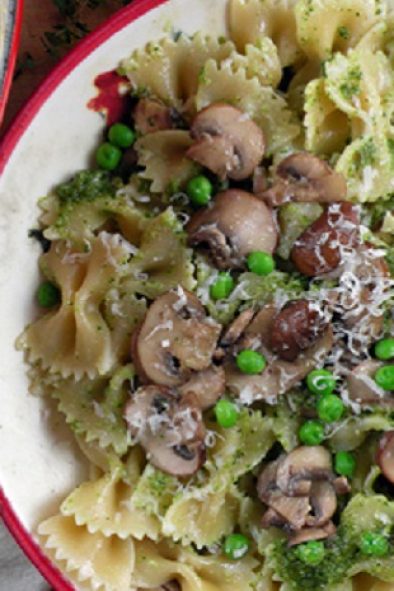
87;70;132;126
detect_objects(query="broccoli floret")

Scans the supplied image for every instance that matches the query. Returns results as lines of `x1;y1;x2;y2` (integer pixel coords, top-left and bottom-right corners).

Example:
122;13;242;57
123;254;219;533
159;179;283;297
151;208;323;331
364;196;394;231
270;530;357;591
56;170;117;204
43;170;147;249
268;495;394;591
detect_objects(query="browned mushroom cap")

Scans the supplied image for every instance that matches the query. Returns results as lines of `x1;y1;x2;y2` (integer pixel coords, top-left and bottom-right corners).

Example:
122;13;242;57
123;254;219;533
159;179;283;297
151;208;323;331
261;153;347;207
347;360;392;407
271;299;328;362
132;289;221;386
276;446;332;496
339;246;390;348
179;365;225;410
377;432;394;484
124;386;206;477
221;308;256;346
187;190;277;269
291;203;360;277
133;98;181;134
225;306;334;404
186;103;265;180
288;521;336;547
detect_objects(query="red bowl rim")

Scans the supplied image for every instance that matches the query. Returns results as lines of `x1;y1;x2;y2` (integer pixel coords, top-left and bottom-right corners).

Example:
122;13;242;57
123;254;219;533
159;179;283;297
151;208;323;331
0;0;24;125
0;0;166;589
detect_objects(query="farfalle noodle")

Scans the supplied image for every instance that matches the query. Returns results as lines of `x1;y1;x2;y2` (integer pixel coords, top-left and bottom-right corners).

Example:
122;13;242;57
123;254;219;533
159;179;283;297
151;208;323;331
20;234;132;378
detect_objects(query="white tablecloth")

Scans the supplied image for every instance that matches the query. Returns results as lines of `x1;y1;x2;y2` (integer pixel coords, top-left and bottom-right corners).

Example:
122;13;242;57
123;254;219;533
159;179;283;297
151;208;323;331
0;519;50;590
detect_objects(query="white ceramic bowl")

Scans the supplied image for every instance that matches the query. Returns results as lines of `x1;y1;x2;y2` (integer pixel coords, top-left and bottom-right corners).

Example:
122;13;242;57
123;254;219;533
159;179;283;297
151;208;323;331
0;0;228;588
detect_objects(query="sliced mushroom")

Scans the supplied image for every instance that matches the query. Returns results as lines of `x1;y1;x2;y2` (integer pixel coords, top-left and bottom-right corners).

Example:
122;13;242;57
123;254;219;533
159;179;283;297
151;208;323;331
267;493;311;529
257;458;311;530
257;458;282;501
271;299;328;362
132;289;221;386
186;103;265;180
306;481;337;527
221;308;256;346
179;365;225;410
276;446;332;496
133;98;183;134
124;386;206;476
377;432;394;484
253;166;268;195
238;304;277;354
226;312;334;404
347;360;392;406
261;508;288;529
258;447;348;538
261;153;347;207
291;203;360;277
288;521;336;547
187;190;277;269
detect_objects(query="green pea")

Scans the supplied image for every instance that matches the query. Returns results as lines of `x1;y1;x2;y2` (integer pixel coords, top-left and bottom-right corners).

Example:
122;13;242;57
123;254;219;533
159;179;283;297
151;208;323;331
215;399;239;428
210;273;234;300
186;175;213;207
335;451;356;478
375;338;394;361
299;420;325;446
96;142;122;171
295;540;325;566
247;251;275;276
317;394;345;423
223;534;250;560
359;532;389;557
236;350;266;375
37;281;61;308
306;369;336;396
374;366;394;391
108;123;136;149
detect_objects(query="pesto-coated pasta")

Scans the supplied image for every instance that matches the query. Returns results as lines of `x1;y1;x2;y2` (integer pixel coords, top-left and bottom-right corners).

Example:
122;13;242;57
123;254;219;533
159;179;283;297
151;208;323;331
20;2;394;591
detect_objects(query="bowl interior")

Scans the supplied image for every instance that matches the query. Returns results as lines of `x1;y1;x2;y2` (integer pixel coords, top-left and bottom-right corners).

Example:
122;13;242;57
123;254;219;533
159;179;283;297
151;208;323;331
0;0;228;538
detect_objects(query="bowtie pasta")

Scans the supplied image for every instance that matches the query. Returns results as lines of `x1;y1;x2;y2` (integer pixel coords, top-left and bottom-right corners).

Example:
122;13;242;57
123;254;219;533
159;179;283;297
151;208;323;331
20;1;394;591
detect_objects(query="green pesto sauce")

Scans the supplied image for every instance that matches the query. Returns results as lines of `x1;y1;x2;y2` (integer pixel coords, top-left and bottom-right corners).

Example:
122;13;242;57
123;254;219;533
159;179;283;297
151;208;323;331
349;138;377;176
367;196;394;229
388;138;394;168
385;246;394;277
338;26;350;40
56;170;117;204
339;66;362;99
147;470;174;495
272;530;358;591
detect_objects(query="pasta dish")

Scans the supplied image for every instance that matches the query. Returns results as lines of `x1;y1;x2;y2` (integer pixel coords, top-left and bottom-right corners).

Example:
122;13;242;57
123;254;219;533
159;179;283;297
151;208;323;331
17;1;394;590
